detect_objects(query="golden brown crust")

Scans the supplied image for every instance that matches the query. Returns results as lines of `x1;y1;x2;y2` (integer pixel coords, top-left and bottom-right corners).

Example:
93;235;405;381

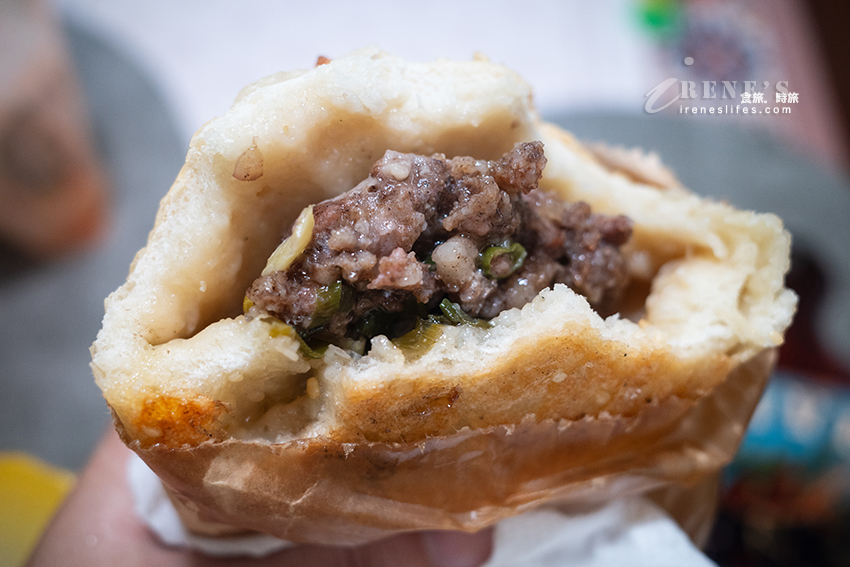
124;350;775;544
333;328;735;444
130;393;229;449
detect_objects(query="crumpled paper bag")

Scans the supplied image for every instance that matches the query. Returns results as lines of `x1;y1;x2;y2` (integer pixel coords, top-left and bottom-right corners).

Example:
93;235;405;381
129;452;717;565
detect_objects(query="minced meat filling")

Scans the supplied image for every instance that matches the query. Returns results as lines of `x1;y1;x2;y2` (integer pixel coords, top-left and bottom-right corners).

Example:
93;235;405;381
247;141;632;343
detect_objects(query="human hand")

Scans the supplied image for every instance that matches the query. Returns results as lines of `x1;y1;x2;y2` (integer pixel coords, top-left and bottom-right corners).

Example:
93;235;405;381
27;428;492;567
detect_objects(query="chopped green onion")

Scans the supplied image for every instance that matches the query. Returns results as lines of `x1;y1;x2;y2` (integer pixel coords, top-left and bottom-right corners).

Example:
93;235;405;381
439;299;475;325
479;242;526;279
391;318;444;360
438;299;490;329
264;318;328;359
296;334;330;359
311;281;353;328
352;309;392;339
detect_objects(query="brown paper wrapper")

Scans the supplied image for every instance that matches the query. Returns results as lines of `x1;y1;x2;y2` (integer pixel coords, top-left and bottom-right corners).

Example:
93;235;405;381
118;349;776;546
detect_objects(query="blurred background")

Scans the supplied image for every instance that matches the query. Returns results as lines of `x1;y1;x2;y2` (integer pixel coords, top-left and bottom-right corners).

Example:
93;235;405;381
1;0;849;565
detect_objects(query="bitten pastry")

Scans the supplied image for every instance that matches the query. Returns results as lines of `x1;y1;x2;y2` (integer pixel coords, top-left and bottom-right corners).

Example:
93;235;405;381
91;49;796;544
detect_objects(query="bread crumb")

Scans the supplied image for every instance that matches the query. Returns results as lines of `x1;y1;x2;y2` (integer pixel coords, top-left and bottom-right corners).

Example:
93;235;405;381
306;377;320;399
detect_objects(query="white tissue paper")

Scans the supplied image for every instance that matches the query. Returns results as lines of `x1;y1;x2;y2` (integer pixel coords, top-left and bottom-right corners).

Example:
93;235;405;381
128;454;718;566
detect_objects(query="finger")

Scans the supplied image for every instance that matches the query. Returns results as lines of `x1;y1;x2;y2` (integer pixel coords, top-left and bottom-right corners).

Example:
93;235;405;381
214;527;494;567
348;528;493;567
27;428;190;567
420;529;494;567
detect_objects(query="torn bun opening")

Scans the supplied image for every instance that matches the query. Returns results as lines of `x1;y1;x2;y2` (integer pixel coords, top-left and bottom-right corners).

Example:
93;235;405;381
92;49;796;543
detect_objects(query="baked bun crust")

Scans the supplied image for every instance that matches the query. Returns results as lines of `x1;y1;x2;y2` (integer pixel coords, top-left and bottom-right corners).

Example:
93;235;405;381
92;49;796;543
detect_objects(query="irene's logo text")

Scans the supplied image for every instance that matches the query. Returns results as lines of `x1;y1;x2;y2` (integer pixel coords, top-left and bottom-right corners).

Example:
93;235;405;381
644;57;799;115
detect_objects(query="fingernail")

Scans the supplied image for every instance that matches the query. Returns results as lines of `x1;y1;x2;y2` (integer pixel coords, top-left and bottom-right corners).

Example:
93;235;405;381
422;528;493;567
